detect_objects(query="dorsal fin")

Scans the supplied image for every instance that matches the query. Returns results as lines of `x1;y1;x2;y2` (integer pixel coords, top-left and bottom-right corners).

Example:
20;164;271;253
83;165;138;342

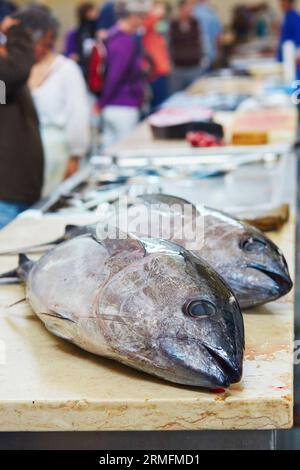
90;224;146;259
138;194;198;216
63;225;92;241
138;237;184;257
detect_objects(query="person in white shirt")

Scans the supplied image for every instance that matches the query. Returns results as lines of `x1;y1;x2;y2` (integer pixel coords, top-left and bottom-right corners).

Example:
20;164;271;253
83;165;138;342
28;8;90;196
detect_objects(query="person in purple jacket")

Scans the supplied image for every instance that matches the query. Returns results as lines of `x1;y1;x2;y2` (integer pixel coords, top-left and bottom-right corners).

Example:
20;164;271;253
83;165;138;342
100;0;149;148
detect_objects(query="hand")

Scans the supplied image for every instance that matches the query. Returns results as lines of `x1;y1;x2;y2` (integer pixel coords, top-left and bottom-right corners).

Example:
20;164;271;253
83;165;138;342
1;16;19;33
0;46;7;58
93;101;101;114
64;156;80;180
97;30;108;41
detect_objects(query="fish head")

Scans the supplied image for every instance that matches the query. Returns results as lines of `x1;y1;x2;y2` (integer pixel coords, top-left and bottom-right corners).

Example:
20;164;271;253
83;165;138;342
237;226;292;307
98;239;244;389
208;213;293;308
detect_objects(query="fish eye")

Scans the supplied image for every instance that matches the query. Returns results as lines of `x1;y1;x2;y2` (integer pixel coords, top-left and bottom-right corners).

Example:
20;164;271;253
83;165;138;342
183;300;216;318
240;236;267;253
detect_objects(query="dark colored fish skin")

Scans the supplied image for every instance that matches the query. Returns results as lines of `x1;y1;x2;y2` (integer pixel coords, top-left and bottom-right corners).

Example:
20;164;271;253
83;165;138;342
1;230;244;389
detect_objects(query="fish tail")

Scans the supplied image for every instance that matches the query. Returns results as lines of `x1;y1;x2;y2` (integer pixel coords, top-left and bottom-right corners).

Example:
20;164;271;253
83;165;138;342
0;254;34;285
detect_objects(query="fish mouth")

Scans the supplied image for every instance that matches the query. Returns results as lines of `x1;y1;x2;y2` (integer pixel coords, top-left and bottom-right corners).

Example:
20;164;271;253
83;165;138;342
248;263;293;298
159;337;243;389
203;344;243;385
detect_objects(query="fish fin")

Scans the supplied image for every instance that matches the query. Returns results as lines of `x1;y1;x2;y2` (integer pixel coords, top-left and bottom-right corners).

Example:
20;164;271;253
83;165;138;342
90;224;146;259
135;235;186;258
0;226;93;257
65;225;79;232
17;254;34;281
41;310;76;323
44;225;91;246
39;310;78;342
138;194;198;214
0;254;34;285
8;298;27;308
64;225;92;241
0;273;21;285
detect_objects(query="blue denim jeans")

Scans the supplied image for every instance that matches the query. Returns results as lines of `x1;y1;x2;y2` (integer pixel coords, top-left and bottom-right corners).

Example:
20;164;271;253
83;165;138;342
150;75;170;112
0;201;31;230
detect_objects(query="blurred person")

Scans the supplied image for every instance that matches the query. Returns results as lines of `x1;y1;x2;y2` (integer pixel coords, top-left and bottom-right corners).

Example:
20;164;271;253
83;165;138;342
219;26;235;68
64;2;98;79
231;6;252;43
97;0;117;35
169;0;203;93
143;1;171;111
254;4;270;38
257;3;278;38
193;0;222;69
0;10;46;229
0;0;16;22
100;1;149;148
28;8;90;196
278;0;300;79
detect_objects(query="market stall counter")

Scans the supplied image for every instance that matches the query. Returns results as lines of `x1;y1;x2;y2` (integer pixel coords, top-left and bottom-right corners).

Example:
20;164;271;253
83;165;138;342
0;190;295;450
0;72;297;450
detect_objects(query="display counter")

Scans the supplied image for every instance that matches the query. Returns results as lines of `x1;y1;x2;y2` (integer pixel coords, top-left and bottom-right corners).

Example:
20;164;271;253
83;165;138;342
0;74;297;450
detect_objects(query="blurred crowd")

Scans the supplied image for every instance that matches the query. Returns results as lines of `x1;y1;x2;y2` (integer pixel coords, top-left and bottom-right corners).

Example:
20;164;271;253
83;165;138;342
231;3;277;42
63;0;224;148
0;0;299;229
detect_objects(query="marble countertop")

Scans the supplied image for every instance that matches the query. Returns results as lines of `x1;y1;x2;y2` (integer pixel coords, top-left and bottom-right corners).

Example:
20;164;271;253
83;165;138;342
0;215;295;431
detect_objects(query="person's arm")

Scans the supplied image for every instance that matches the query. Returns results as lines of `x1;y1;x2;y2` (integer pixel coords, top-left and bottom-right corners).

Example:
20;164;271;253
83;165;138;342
0;23;34;93
64;156;81;179
62;60;91;176
64;30;80;62
213;14;223;61
100;36;137;108
278;14;293;62
144;14;157;34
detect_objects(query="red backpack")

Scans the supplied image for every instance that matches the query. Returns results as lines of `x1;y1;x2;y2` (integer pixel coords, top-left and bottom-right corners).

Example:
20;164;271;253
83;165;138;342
88;40;107;96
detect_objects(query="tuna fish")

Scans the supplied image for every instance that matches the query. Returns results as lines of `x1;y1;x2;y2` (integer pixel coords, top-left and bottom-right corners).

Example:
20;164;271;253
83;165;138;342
48;194;291;309
132;195;293;309
1;194;292;309
0;228;244;389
